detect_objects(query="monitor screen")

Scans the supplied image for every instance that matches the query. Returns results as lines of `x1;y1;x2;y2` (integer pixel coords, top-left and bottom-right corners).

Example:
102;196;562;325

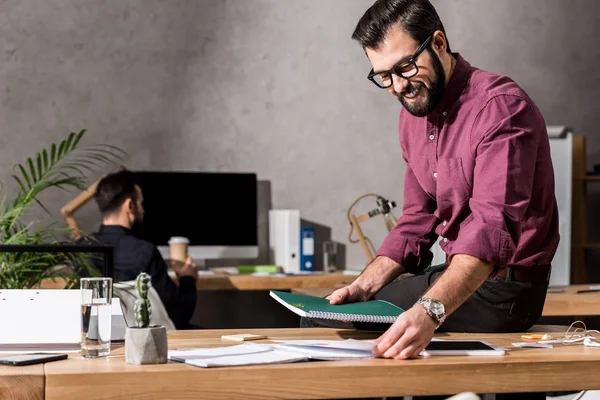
132;171;258;248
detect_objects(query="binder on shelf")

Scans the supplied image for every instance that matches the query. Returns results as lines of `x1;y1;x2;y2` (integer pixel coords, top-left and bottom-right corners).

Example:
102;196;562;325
269;210;300;273
300;227;315;272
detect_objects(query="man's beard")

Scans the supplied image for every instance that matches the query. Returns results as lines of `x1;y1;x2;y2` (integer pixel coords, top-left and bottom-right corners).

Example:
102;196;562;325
396;48;446;117
130;212;144;236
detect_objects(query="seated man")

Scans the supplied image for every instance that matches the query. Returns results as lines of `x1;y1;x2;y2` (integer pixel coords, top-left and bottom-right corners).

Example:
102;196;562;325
78;169;199;330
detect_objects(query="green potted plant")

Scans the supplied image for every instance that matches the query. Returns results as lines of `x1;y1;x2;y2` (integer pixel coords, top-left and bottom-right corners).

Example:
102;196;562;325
0;129;127;288
125;272;168;365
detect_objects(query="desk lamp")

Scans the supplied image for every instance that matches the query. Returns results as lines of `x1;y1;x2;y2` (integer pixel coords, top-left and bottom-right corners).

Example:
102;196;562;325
347;193;398;263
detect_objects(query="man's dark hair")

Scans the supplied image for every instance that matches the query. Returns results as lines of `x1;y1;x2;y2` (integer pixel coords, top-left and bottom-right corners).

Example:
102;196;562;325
94;169;138;216
351;0;451;52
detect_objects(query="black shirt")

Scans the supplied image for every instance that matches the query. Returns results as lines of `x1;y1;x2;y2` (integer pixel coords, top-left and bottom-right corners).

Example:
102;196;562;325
78;224;197;329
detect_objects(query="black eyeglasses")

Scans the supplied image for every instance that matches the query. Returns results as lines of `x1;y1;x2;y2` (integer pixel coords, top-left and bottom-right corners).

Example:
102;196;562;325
367;35;433;89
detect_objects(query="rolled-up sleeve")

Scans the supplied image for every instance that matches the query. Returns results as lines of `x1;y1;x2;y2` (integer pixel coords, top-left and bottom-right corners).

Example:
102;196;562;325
377;153;440;273
449;94;539;267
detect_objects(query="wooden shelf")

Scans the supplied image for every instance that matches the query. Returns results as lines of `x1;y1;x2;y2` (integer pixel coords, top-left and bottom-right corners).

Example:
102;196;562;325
571;135;589;283
572;243;600;249
574;175;600;181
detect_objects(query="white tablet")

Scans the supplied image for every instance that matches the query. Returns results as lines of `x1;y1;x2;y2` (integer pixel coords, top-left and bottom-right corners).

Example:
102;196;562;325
422;340;505;356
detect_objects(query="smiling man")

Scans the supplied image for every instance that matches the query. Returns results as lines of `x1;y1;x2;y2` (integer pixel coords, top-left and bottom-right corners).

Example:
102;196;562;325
301;0;560;361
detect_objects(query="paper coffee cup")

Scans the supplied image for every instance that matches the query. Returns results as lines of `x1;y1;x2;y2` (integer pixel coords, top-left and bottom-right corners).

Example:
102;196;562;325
168;236;189;262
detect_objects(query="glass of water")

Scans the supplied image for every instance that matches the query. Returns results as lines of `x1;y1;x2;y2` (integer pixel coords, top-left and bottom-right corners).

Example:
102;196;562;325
80;277;112;358
323;241;338;274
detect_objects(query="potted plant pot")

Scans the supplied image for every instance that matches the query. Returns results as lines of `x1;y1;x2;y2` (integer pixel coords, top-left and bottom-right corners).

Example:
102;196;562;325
125;324;168;365
124;272;168;365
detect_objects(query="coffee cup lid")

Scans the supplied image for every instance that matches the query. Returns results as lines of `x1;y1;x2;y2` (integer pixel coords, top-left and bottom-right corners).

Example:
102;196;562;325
168;236;189;244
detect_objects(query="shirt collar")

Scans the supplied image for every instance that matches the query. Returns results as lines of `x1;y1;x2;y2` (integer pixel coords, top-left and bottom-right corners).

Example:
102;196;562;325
98;224;132;235
429;53;471;117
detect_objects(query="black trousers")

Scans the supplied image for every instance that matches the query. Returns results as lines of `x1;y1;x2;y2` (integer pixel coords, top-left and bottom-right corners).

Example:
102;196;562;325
300;263;549;400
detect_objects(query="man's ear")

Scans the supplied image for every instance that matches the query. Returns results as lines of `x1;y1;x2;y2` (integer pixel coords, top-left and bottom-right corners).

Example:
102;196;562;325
432;30;447;56
122;198;133;213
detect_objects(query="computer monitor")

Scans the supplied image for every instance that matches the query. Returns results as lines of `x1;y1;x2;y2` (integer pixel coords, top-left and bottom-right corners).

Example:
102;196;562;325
132;171;258;264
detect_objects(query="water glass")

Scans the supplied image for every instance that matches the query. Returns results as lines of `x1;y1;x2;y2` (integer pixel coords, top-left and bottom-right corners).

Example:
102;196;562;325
323;241;338;274
80;277;112;358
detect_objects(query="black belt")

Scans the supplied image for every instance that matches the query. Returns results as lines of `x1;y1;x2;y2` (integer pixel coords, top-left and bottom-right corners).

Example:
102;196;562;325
491;264;551;283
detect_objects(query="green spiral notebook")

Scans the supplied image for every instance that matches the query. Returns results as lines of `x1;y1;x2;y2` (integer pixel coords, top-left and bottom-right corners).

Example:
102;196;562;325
269;290;403;323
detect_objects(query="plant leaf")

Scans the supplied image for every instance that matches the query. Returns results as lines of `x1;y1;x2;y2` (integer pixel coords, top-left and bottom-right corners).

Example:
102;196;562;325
71;129;86;150
64;132;75;153
96;144;129;157
42;149;49;171
57;138;67;160
12;175;27;194
50;143;57;165
33;198;51;216
26;157;37;184
16;164;31;190
36;153;43;183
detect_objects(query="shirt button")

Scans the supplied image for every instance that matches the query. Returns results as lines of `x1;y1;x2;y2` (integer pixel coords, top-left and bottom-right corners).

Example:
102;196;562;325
442;111;447;116
429;134;435;140
443;238;448;243
433;172;438;179
442;220;447;227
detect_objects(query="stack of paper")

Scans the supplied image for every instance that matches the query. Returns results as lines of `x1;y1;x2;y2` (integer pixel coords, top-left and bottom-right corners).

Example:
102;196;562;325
168;343;308;367
271;339;375;360
168;339;376;368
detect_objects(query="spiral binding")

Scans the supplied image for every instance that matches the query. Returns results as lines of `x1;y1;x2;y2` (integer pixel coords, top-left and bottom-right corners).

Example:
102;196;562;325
307;311;396;323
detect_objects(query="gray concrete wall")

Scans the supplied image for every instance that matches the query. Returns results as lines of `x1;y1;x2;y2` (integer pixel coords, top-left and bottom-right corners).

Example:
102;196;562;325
0;0;599;273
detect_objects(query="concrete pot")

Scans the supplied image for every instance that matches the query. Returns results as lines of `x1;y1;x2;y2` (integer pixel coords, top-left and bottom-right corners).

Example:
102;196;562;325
125;325;168;365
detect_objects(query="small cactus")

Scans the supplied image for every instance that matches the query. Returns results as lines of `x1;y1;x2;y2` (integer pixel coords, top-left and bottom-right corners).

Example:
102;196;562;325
134;272;152;328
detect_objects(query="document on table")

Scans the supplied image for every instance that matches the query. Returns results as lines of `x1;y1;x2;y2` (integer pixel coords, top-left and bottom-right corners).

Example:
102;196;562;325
168;343;309;367
270;339;376;360
168;339;378;368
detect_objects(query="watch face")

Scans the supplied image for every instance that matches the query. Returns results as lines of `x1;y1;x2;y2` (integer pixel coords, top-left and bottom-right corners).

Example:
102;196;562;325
430;301;445;316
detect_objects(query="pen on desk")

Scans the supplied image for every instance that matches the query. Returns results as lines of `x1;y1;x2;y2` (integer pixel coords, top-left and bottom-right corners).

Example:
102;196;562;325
576;289;600;294
521;334;545;340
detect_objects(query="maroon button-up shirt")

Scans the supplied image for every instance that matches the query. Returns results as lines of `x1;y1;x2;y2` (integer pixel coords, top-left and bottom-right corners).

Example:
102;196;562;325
377;54;560;273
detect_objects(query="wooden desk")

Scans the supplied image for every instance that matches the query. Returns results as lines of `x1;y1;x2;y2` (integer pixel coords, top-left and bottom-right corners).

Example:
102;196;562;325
44;328;600;399
543;284;600;316
193;271;357;291
0;364;44;400
293;284;600;317
41;272;357;291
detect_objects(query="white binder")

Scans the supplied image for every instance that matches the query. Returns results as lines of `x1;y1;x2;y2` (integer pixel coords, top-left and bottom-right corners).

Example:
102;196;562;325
269;209;300;273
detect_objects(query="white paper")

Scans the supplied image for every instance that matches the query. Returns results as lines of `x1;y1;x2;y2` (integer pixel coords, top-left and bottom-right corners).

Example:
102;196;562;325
268;339;376;360
270;344;374;360
511;342;553;348
168;343;309;367
169;344;269;360
273;339;375;352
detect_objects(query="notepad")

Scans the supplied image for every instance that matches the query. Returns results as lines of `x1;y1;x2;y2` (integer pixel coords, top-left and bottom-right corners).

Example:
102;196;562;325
269;290;403;323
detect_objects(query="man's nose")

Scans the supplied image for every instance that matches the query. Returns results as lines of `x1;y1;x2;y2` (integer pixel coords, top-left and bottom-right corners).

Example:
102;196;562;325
391;74;409;94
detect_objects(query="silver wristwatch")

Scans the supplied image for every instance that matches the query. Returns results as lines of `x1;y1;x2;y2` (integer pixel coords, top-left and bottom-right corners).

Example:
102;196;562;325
417;297;446;328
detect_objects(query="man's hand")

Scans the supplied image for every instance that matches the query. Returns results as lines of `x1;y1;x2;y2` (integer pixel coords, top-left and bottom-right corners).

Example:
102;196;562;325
372;304;437;359
326;282;371;304
327;256;406;305
171;257;198;280
371;254;494;360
